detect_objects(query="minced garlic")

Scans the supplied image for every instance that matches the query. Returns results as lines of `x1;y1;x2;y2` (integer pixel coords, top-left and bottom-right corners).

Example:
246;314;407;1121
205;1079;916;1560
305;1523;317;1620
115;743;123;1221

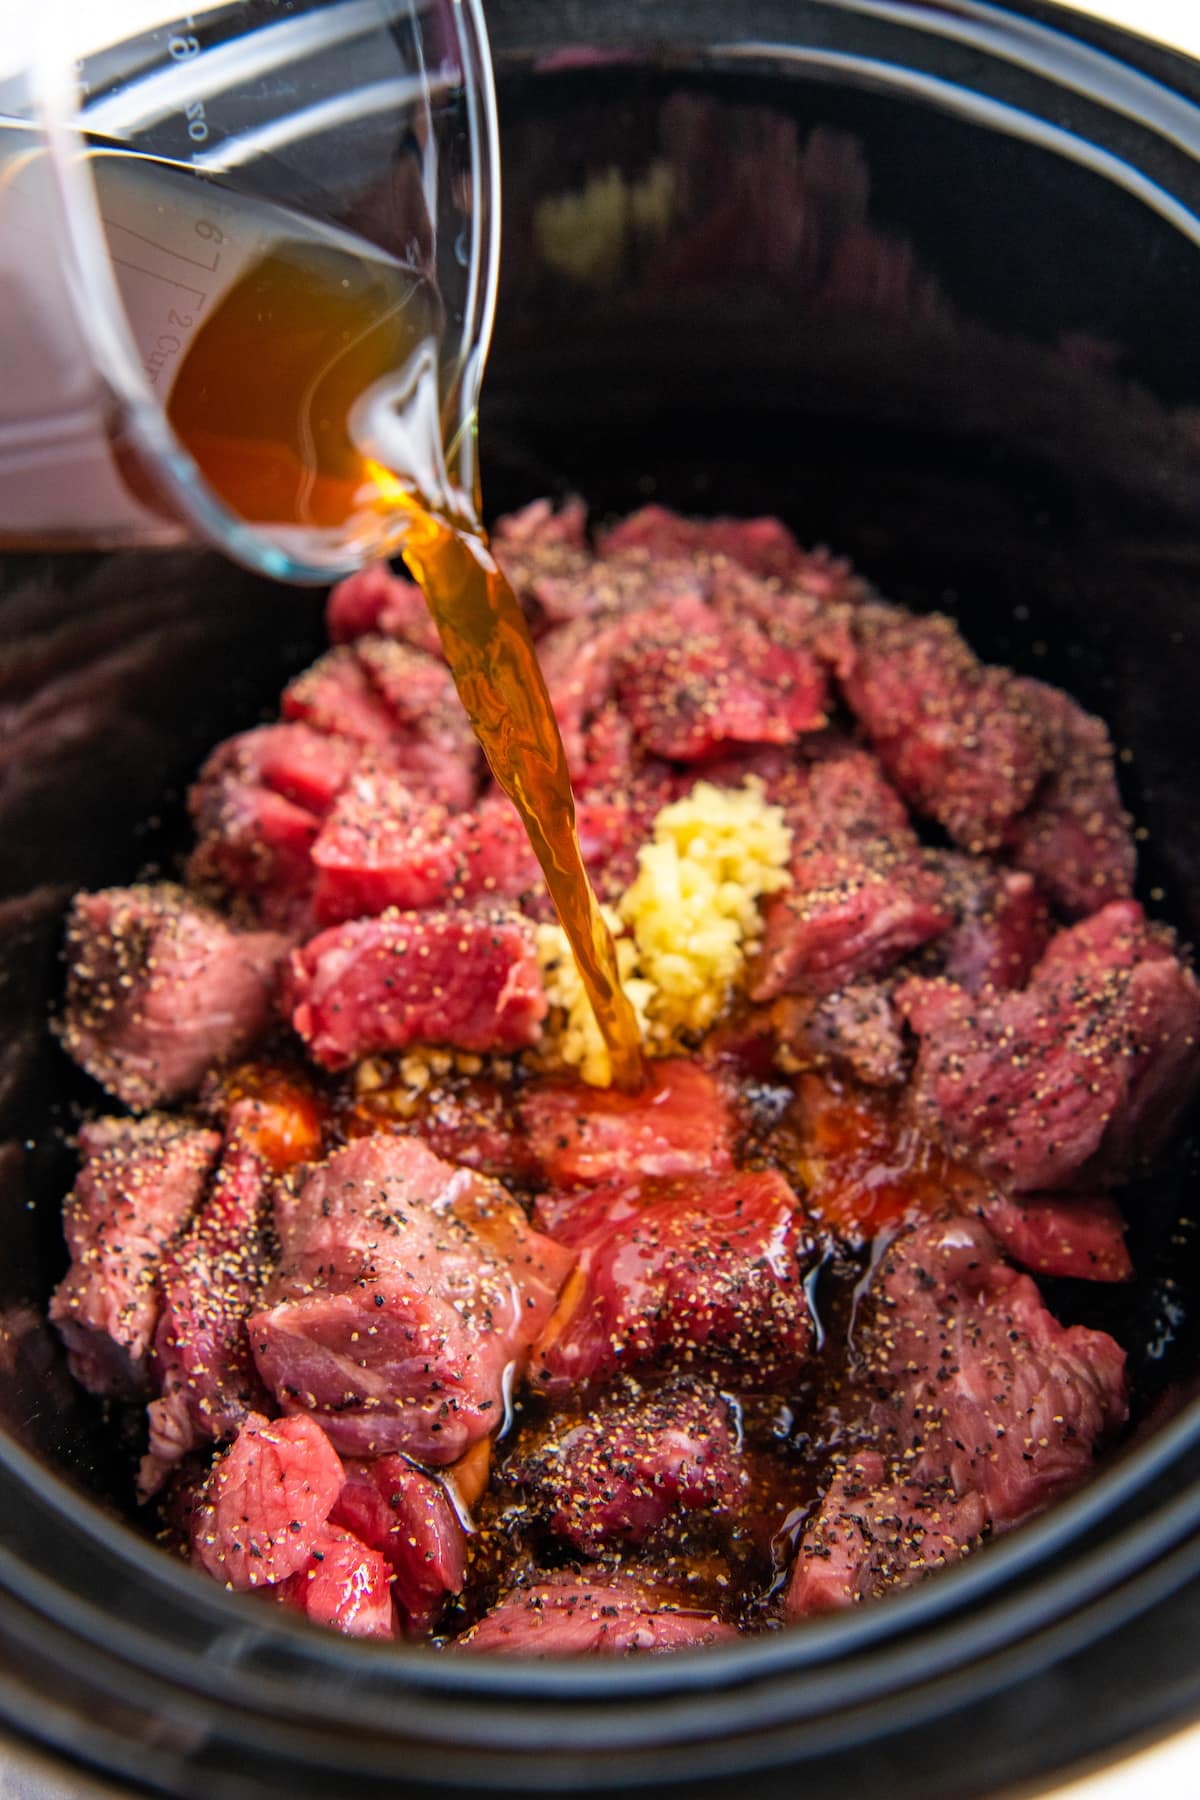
538;779;792;1085
535;907;655;1088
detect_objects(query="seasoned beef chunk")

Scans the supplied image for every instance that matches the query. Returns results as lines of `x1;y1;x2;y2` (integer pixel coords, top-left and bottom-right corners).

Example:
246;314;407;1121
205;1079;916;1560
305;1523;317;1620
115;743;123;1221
282;645;402;750
492;496;598;627
598;505;809;583
535;589;772;789
538;561;830;772
518;551;701;639
1005;678;1136;919
274;1524;396;1639
61;885;290;1110
840;605;1048;851
50;1116;219;1397
141;1133;272;1493
189;723;359;928
248;1137;574;1460
751;747;952;999
326;562;443;659
495;494;589;557
898;901;1200;1190
310;777;634;928
195;721;357;823
707;556;860;669
509;1377;745;1554
611;606;827;761
864;1218;1127;1528
521;1059;735;1187
789;1073;1132;1283
455;1570;737;1656
283;637;480;809
785;1452;987;1615
287;908;547;1068
312;774;540;925
532;1169;812;1395
331;1457;466;1633
971;1189;1132;1283
933;859;1050;994
772;984;908;1088
191;1411;345;1590
535;596;698;782
354;1071;540;1181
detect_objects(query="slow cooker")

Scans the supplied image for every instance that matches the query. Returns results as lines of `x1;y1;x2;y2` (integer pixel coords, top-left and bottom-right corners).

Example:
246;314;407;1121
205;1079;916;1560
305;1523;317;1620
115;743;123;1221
2;1;1200;1793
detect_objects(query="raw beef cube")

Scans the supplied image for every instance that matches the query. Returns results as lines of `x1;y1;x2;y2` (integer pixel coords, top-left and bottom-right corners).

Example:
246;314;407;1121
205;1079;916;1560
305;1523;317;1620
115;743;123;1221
274;1524;396;1639
283;638;479;810
751;748;952;999
898;901;1200;1190
311;775;542;926
708;558;860;668
865;1217;1128;1528
331;1457;466;1633
568;704;640;793
283;644;403;747
312;773;466;923
61;885;290;1109
49;1115;219;1398
537;593;707;780
315;781;629;926
521;1059;735;1187
509;1377;746;1554
971;1189;1132;1283
357;1073;541;1181
526;554;707;635
198;722;357;820
190;1411;345;1590
326;562;443;658
188;723;359;926
611;608;827;760
934;858;1051;993
492;497;598;627
785;1452;987;1615
1005;678;1136;919
354;637;480;807
455;1570;737;1656
772;984;908;1088
841;605;1048;851
598;505;808;583
248;1136;574;1460
142;1136;271;1491
532;1169;812;1394
494;495;589;555
288;908;547;1068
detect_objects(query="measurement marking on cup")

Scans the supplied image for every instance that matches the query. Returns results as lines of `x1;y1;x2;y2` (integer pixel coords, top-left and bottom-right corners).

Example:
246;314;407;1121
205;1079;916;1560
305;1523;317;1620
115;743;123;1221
101;220;220;274
107;257;206;307
144;333;183;386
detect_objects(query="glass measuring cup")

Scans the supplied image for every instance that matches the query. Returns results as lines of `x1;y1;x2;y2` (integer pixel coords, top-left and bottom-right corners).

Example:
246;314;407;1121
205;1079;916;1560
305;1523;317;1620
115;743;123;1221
0;0;499;582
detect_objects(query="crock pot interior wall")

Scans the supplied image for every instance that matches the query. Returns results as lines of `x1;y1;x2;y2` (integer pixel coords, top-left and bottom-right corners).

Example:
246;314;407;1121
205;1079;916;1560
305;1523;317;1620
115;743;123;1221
1;6;1200;1793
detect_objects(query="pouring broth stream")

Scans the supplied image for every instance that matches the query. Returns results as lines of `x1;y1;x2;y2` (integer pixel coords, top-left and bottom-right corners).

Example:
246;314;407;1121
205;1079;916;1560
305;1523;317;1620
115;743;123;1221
108;150;646;1087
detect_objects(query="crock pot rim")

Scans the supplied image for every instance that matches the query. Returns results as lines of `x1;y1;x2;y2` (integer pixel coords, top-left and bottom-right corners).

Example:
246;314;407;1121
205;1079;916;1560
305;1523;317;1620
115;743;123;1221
0;1388;1196;1718
2;1;1200;1787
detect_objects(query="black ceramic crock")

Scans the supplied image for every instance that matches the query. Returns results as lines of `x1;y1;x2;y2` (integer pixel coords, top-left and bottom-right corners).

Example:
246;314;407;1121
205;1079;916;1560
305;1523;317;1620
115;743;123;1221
2;3;1200;1794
